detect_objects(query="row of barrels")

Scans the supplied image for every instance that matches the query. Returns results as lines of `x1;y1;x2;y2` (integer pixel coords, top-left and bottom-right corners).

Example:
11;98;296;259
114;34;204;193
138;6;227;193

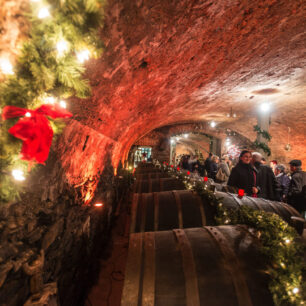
121;226;273;306
132;164;303;234
130;190;303;234
121;163;303;306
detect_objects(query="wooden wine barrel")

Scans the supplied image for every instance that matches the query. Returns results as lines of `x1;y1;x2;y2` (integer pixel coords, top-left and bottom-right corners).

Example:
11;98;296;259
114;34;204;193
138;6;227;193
211;182;223;191
121;226;273;306
214;191;304;233
133;177;185;193
134;172;169;180
130;190;303;233
136;162;155;169
135;167;161;174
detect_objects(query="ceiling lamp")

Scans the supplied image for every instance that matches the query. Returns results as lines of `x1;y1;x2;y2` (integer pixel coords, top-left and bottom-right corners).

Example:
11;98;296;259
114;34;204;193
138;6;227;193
259;103;271;113
210;121;216;128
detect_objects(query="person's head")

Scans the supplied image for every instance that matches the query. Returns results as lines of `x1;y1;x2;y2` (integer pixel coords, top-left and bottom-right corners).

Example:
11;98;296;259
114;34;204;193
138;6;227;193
270;160;277;169
212;155;219;163
275;164;285;176
252;152;262;164
289;160;302;173
221;155;229;162
208;152;213;157
239;150;252;164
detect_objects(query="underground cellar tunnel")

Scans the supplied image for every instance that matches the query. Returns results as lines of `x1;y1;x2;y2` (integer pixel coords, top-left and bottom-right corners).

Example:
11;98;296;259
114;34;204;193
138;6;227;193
0;0;305;305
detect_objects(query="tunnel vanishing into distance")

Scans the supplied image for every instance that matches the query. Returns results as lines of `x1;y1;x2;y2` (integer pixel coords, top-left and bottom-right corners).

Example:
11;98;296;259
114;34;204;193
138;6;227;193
63;0;306;196
0;0;305;305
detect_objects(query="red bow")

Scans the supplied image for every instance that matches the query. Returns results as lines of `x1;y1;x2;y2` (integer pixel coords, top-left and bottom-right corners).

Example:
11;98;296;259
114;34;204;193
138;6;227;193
2;104;72;164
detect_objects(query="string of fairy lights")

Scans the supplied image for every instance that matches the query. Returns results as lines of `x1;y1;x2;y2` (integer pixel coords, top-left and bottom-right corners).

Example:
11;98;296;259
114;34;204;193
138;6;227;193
1;2;88;181
0;0;104;202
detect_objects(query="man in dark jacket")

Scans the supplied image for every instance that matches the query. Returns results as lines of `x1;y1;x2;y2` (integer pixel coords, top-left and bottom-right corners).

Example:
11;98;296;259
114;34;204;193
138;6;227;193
287;160;306;214
275;165;290;202
204;153;213;177
251;152;278;200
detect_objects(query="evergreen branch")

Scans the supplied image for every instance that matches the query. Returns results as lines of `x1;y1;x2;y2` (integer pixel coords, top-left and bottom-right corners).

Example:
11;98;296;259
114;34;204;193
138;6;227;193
0;0;105;203
254;124;272;141
253;140;272;156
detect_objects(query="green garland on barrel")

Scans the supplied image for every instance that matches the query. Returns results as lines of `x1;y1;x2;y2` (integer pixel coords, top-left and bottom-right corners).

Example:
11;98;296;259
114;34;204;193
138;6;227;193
253;125;272;156
0;0;105;203
158;162;305;305
216;205;305;306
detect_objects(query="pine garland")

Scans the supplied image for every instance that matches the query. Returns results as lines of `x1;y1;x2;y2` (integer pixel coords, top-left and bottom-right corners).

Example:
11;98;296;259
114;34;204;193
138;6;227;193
254;140;272;156
0;0;105;203
216;205;305;306
158;162;305;305
254;124;272;141
253;125;272;156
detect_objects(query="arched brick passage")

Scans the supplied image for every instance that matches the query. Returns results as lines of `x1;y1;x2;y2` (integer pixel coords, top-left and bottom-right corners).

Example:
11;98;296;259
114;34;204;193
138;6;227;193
2;0;306;201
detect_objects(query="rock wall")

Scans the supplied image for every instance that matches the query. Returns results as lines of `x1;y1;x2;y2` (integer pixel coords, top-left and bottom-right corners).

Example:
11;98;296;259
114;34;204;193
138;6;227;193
0;152;121;306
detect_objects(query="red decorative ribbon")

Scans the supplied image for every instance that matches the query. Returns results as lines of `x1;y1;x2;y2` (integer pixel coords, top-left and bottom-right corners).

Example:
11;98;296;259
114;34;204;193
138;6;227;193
2;104;72;164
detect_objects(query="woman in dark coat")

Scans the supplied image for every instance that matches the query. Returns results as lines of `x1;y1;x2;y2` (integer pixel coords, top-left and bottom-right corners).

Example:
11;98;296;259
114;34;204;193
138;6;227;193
227;150;258;196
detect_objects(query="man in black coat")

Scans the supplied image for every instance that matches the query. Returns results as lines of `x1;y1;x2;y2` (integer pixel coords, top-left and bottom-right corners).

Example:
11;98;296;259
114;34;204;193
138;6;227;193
251;152;278;201
287;160;306;214
204;153;213;177
274;165;290;202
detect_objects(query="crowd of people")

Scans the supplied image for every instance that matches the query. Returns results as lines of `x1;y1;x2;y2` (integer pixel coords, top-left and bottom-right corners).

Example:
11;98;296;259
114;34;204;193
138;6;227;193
177;151;306;215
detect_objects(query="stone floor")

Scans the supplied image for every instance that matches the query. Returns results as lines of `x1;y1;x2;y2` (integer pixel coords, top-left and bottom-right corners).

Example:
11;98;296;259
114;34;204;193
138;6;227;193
85;203;130;306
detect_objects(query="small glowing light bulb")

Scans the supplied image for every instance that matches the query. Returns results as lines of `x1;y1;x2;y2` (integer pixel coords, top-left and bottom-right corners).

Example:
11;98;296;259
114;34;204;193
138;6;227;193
25;112;31;117
56;40;69;56
292;288;299;294
0;58;14;75
59;100;66;108
280;262;285;268
170;139;175;144
285;238;291;244
94;203;103;207
31;0;40;2
210;121;216;128
176;137;180;141
12;169;25;181
76;49;90;63
128;166;132;170
183;134;188;138
44;96;55;104
38;7;50;19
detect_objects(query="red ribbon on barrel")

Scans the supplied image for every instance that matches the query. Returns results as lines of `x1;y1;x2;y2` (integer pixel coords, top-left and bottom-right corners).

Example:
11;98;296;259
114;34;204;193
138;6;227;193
238;189;245;197
2;104;72;164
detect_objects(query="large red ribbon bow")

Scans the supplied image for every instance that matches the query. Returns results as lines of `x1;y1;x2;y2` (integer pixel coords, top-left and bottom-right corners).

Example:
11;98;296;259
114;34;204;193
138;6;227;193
2;104;72;164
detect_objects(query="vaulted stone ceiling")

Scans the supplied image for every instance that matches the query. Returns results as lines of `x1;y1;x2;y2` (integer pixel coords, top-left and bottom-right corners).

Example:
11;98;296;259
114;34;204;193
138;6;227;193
1;0;306;189
81;0;306;167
